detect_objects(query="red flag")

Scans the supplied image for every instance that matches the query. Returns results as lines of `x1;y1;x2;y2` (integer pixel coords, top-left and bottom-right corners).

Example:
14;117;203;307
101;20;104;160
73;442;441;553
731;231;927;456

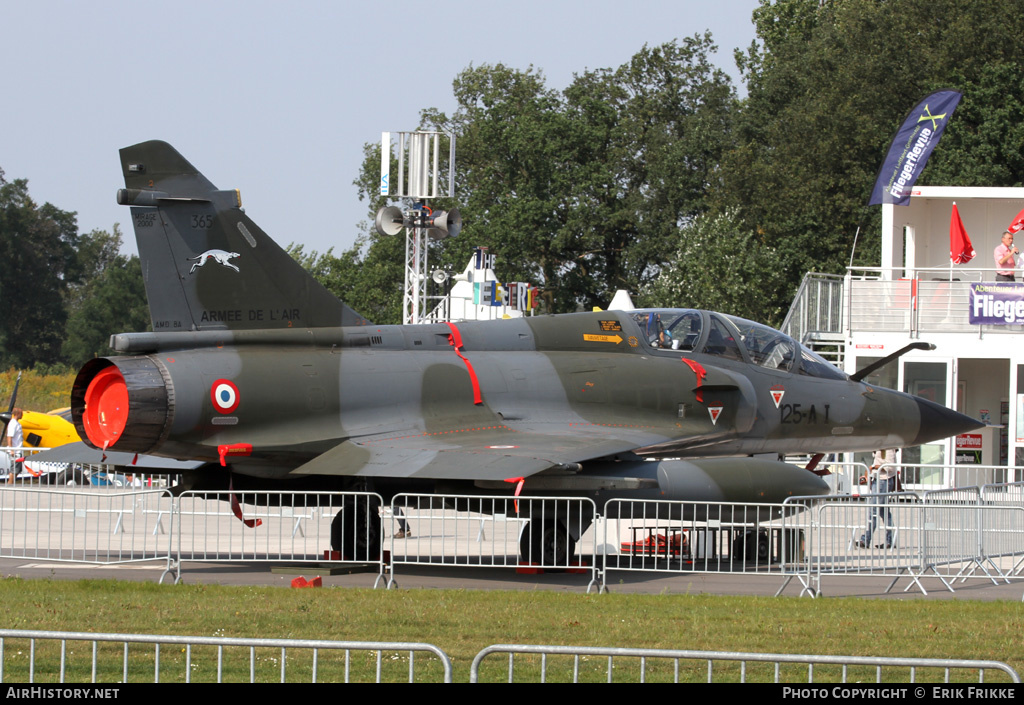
950;203;975;264
1008;207;1024;235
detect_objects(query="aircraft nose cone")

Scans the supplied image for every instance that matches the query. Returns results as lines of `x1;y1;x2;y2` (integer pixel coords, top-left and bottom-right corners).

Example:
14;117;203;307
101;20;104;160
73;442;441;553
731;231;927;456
912;396;983;446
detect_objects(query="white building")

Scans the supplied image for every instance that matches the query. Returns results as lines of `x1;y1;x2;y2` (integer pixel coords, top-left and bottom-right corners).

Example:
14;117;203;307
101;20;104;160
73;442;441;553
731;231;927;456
425;248;537;323
785;186;1024;487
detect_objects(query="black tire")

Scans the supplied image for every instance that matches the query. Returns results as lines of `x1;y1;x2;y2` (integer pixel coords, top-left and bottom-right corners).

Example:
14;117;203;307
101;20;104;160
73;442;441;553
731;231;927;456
519;519;576;566
733;529;770;563
54;466;88;486
330;495;381;562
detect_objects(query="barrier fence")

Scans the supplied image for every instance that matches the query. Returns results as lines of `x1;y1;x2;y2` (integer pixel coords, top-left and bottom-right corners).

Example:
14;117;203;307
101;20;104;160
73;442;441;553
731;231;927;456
801;461;1024;494
469;644;1021;683
0;488;173;570
1;630;1015;683
983;481;1024;506
171;491;386;585
890;463;1023;491
0;630;453;683
600;498;811;592
1;447;170;488
817;461;869;495
1;447;74;484
0;484;1022;596
777;494;1024;597
386;494;598;588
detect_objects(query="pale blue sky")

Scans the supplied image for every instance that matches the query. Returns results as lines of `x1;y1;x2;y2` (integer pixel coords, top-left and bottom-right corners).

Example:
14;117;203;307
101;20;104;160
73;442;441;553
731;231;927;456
1;0;761;257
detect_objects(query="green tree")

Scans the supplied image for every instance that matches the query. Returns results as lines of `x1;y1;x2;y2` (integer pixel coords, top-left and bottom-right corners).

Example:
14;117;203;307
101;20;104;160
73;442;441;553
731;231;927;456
287;239;404;325
0;173;79;369
339;5;1024;327
65;226;123;314
62;226;150;367
643;210;788;322
441;63;578;310
562;35;736;309
354;39;737;314
722;0;1024;318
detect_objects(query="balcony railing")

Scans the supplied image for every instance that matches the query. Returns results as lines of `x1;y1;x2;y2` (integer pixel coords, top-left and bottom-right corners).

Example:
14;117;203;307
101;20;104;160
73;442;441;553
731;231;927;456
846;267;1024;337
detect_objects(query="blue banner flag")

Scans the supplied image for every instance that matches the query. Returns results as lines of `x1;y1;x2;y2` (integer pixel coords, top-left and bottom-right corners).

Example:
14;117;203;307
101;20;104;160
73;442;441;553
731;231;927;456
868;90;962;206
969;282;1024;325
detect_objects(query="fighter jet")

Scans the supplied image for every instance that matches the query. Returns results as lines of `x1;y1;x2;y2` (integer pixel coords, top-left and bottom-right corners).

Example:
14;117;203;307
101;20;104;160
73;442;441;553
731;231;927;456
65;141;982;560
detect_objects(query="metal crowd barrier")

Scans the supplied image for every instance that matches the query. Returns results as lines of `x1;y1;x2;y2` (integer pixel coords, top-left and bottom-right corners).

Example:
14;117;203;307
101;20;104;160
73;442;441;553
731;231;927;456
386;494;598;589
0;488;173;570
972;504;1024;583
0;447;168;488
820;461;869;495
1;447;66;483
1;486;1022;595
888;463;1023;491
600;499;812;593
170;491;385;585
469;644;1020;683
0;629;453;683
923;485;982;504
3;630;1015;684
976;483;1024;581
780;493;1024;597
983;482;1024;506
821;464;1024;496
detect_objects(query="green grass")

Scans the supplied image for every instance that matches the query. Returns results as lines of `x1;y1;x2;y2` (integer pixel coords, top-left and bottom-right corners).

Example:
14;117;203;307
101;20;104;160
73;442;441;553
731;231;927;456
0;577;1020;682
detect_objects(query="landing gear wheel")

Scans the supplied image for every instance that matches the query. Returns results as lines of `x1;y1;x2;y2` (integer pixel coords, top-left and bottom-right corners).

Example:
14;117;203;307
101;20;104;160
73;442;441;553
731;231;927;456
54;466;88;486
331;495;381;562
520;520;576;566
733;529;770;563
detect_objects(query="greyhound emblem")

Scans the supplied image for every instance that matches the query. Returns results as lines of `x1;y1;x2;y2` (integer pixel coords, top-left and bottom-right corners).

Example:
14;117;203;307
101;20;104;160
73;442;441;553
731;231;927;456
189;250;241;274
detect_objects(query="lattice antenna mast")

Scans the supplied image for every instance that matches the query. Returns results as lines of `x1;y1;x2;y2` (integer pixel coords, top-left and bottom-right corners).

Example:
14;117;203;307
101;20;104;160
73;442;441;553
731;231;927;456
375;131;459;324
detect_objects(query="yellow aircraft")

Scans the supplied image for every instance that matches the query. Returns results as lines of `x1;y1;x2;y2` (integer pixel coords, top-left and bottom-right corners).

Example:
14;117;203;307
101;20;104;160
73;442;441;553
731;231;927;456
2;374;85;482
2;371;82;450
4;378;170;485
18;408;82;449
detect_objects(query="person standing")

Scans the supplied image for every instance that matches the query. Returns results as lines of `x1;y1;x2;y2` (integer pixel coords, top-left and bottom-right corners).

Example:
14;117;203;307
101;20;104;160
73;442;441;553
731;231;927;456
5;408;24;484
994;231;1019;281
858;449;897;549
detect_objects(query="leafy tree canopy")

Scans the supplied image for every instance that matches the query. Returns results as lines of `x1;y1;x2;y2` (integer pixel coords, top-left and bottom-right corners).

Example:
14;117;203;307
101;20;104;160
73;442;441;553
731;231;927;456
346;36;737;320
62;225;150;368
722;0;1024;316
336;3;1024;326
0;175;79;369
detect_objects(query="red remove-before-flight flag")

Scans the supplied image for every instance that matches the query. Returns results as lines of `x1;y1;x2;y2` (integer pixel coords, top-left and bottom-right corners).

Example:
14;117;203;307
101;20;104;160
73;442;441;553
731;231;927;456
950;203;975;264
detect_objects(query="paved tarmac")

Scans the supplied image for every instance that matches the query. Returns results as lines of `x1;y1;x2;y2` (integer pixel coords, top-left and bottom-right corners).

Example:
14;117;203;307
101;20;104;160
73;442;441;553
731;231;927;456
2;555;1022;601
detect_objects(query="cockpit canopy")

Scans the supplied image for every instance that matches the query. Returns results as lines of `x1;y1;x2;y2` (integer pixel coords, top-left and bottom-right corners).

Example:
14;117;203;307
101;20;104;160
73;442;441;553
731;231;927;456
630;309;846;380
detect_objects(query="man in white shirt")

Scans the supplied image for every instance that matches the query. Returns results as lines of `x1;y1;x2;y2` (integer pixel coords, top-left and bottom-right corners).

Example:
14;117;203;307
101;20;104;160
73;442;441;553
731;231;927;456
857;449;897;549
5;408;24;484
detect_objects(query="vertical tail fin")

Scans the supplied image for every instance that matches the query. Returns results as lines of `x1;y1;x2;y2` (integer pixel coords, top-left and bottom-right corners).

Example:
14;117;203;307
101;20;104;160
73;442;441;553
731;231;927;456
118;140;369;331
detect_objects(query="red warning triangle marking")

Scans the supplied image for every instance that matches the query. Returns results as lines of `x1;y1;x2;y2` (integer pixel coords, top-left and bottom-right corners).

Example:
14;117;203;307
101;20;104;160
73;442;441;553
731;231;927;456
708;404;723;425
770;386;785;408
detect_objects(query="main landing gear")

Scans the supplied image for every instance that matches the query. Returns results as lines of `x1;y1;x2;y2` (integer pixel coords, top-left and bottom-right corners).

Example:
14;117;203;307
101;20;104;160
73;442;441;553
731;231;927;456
518;513;579;567
330;494;381;562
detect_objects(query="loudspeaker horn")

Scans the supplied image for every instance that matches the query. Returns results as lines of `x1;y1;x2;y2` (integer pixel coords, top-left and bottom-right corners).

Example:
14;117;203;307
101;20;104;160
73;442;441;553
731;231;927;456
374;205;405;236
425;209;462;240
431;269;449;284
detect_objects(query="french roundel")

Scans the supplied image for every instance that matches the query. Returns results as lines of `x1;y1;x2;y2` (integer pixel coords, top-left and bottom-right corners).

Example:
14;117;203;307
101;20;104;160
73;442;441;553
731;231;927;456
211;379;240;414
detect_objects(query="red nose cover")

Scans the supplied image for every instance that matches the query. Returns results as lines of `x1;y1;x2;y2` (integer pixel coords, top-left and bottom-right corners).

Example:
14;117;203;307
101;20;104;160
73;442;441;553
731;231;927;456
83;366;130;448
